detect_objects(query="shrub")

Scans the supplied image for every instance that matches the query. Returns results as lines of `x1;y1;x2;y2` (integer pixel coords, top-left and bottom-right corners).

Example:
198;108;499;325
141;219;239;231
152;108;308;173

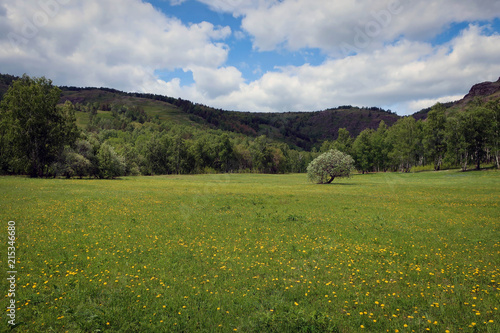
307;149;354;184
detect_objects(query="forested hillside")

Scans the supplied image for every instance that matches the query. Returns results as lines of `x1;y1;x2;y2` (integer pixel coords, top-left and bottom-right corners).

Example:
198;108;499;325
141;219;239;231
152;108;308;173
56;85;401;150
0;73;498;178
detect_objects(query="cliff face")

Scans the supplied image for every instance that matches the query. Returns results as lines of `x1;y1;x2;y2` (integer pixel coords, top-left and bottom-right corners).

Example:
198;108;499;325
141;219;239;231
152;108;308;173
464;77;500;99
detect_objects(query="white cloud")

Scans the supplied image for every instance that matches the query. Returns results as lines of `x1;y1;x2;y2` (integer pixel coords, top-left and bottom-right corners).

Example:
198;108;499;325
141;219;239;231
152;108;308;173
0;0;499;115
168;0;188;5
233;30;246;40
405;95;465;112
0;0;231;90
195;0;273;17
169;24;500;114
190;65;245;98
218;0;500;56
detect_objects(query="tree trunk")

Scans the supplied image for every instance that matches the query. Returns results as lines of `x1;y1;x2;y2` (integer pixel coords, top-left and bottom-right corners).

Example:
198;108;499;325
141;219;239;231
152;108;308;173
434;155;442;171
461;151;468;171
326;176;335;184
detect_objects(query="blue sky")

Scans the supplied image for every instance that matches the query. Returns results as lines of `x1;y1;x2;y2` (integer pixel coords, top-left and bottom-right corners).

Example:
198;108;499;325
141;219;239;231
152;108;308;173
150;0;327;85
1;0;500;114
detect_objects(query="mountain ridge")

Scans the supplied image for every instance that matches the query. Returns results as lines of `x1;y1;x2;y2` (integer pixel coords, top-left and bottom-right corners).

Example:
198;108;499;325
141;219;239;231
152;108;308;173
1;73;499;150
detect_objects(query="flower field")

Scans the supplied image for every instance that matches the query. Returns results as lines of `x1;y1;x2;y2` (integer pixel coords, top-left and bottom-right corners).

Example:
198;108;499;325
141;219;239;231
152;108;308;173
0;171;499;332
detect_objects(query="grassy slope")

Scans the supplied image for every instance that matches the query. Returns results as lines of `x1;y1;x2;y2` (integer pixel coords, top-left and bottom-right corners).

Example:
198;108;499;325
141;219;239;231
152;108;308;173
0;171;498;332
61;89;197;128
61;87;401;149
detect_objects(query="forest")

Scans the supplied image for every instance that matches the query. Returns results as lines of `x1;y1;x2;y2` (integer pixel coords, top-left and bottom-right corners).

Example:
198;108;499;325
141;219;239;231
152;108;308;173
0;74;499;178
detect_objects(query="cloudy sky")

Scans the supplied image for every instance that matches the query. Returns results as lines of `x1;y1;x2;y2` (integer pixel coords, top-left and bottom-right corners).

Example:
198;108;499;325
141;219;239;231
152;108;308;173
1;0;500;115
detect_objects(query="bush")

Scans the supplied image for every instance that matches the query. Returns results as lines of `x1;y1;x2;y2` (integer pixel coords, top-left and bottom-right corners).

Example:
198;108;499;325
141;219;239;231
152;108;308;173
307;149;354;184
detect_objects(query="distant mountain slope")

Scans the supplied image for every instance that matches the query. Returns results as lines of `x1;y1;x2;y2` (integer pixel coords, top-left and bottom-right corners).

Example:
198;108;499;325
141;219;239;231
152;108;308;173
412;77;500;120
1;73;499;150
57;84;401;149
455;77;500;108
58;87;195;126
182;106;400;149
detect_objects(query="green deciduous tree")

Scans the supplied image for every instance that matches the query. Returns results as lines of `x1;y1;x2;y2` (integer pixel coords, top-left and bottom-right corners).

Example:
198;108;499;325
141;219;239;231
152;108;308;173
307;149;354;184
168;134;189;175
461;105;493;170
97;142;126;179
445;113;469;171
145;134;170;175
387;117;421;172
0;75;78;177
333;128;354;155
487;99;500;169
423;103;447;170
371;120;390;172
216;133;235;172
352;128;374;173
250;135;275;173
445;104;494;171
60;148;92;179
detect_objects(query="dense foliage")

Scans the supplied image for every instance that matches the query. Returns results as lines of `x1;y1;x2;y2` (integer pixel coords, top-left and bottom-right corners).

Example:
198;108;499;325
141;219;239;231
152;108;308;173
307;149;354;184
55;85;400;150
0;75;498;178
319;101;499;172
0;75;78;177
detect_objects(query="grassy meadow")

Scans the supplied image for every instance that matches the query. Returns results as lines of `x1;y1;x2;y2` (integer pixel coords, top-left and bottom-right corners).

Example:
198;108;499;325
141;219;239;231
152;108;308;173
0;171;499;332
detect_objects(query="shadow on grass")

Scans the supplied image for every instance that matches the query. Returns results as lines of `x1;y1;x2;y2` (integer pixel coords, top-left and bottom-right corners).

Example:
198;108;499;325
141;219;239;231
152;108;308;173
461;166;498;172
307;182;357;186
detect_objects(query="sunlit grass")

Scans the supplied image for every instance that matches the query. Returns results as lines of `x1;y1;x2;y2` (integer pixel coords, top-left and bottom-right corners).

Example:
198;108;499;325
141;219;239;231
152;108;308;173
0;170;499;332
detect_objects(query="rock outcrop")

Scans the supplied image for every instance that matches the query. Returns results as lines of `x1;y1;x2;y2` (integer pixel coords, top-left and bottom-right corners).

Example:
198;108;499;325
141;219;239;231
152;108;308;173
464;77;500;99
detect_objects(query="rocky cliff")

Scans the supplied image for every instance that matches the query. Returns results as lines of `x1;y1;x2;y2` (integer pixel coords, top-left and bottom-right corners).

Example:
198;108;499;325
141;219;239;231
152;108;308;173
464;77;500;99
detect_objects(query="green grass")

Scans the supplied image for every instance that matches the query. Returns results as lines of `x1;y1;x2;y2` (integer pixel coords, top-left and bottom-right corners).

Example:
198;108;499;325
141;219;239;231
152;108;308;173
65;89;200;128
0;171;499;332
74;111;90;128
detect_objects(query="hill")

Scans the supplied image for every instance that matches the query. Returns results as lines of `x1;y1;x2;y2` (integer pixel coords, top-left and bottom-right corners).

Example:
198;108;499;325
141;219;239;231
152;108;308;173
56;85;401;150
455;77;500;109
178;105;400;150
1;73;499;150
412;77;500;120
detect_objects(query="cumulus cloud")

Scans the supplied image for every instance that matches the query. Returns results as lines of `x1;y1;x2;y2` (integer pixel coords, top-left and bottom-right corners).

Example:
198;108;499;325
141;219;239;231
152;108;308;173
168;0;188;5
195;0;271;17
190;66;244;98
228;0;500;56
0;0;499;115
174;24;500;114
405;95;465;112
0;0;231;90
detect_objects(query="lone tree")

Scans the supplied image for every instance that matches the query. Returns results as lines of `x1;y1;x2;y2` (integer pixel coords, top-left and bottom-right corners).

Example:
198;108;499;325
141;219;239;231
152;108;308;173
307;149;355;184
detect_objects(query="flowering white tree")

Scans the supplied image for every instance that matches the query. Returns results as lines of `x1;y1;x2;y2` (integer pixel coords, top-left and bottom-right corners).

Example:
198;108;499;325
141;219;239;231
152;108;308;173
307;149;355;184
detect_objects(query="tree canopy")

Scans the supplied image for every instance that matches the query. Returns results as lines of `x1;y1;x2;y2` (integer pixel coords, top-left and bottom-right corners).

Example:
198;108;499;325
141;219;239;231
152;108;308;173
307;149;355;184
0;75;78;177
0;74;498;178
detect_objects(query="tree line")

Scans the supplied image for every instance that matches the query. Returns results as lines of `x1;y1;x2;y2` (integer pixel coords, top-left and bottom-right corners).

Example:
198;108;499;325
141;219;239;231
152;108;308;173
0;75;314;178
0;75;498;178
321;101;499;172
